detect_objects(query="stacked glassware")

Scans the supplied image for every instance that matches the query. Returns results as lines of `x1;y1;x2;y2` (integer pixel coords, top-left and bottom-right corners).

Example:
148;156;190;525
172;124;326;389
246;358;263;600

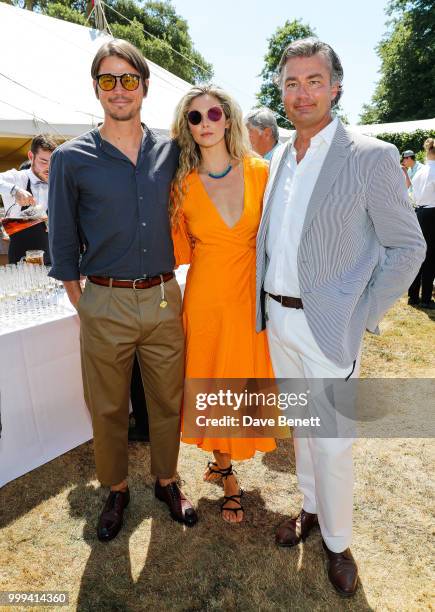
0;263;72;331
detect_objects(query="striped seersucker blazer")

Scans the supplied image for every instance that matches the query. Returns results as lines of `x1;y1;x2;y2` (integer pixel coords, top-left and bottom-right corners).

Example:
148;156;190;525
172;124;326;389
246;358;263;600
256;120;426;368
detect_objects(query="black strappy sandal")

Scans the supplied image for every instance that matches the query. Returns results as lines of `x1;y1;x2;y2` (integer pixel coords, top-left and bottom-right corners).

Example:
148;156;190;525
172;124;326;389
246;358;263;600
203;461;234;482
221;489;244;523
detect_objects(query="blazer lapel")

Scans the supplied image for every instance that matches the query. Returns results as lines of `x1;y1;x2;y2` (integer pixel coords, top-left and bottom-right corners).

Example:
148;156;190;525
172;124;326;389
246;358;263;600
301;121;354;238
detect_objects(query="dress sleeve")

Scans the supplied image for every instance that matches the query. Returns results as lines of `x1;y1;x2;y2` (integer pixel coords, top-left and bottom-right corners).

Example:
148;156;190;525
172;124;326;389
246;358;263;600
250;157;269;212
172;211;194;266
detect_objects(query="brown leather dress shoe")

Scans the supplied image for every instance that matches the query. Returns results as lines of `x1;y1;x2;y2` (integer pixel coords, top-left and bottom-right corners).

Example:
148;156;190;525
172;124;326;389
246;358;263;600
97;488;130;542
155;480;198;527
275;509;319;547
322;541;358;597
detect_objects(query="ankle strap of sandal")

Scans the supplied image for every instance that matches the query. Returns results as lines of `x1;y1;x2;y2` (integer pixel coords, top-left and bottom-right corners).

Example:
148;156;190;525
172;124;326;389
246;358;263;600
207;461;234;479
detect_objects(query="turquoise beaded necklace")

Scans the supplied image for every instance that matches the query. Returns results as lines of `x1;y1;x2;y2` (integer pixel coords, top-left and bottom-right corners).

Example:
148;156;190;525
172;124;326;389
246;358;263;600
208;163;233;179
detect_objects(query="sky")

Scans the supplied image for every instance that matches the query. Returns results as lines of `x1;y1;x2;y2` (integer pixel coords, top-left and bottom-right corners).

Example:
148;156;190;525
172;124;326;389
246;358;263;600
172;0;391;126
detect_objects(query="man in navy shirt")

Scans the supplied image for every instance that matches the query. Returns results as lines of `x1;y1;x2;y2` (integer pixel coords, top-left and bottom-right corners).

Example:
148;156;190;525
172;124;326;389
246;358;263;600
49;39;197;541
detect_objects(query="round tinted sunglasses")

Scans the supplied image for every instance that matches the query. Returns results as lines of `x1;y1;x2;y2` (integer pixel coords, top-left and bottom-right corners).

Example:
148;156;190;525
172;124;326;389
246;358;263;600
187;106;224;125
96;73;141;92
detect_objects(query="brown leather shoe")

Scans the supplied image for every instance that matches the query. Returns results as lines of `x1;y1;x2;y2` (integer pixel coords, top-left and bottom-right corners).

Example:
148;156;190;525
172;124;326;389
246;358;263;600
275;509;319;547
322;541;358;597
97;488;130;542
155;480;198;527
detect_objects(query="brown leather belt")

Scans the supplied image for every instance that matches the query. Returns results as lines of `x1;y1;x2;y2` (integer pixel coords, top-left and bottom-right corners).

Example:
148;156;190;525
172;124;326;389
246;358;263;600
89;272;174;289
268;293;303;309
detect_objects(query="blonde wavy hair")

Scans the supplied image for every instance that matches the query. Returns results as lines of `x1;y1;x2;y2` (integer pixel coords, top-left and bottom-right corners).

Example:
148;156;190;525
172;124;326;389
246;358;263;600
424;137;435;158
170;84;251;225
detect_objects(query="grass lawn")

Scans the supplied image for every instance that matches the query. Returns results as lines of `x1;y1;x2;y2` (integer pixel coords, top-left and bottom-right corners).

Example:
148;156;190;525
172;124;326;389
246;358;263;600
0;298;434;611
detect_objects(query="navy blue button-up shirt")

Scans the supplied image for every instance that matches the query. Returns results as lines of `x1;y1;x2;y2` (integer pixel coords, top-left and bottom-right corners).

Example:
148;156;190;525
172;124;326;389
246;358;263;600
48;126;179;280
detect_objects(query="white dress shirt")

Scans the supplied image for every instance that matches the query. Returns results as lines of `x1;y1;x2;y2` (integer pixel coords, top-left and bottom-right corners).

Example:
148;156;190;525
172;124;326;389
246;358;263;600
265;117;338;297
0;168;48;217
412;160;435;208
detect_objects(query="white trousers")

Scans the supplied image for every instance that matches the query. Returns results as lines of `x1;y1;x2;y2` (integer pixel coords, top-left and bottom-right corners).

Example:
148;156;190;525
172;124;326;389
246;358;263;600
266;296;360;552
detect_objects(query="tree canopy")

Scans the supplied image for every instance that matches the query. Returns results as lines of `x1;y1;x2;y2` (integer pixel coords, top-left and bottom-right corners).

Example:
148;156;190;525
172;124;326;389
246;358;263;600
2;0;213;84
360;0;435;124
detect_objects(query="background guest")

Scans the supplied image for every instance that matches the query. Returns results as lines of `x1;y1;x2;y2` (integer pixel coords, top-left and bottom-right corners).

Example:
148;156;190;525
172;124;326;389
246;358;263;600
401;149;424;197
245;107;280;160
401;149;423;182
0;134;58;264
408;138;435;309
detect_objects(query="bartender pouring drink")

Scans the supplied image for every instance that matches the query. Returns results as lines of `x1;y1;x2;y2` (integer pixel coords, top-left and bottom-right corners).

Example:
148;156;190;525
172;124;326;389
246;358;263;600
0;134;58;264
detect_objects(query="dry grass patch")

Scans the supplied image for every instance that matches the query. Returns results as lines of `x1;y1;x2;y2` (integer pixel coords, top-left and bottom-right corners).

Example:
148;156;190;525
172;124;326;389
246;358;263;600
0;298;434;611
361;297;435;377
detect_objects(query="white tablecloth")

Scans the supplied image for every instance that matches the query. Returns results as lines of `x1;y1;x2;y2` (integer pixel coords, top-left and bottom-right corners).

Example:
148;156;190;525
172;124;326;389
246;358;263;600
0;267;189;487
0;311;91;487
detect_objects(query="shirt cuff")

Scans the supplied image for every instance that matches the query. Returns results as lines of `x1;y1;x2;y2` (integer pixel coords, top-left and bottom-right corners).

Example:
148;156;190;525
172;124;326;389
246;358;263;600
48;265;80;281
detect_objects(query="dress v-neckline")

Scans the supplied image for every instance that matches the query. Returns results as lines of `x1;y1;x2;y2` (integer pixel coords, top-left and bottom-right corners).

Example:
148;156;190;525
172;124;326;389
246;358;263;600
195;157;247;230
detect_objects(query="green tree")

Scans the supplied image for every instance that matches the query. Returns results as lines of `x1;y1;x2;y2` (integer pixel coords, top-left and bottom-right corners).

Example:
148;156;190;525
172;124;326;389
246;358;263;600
103;1;212;83
2;0;212;84
257;19;314;128
360;0;435;124
44;3;87;25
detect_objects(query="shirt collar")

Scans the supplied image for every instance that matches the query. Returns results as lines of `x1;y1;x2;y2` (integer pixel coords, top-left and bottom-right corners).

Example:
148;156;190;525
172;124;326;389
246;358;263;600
263;142;279;161
28;168;47;185
95;123;156;163
290;116;339;149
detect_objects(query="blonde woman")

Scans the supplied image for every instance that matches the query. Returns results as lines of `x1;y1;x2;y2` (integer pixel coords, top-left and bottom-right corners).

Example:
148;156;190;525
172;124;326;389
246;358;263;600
408;138;435;309
171;85;276;523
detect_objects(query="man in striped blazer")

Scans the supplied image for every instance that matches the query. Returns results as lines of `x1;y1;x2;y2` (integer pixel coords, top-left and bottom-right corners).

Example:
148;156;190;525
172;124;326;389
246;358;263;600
256;38;425;597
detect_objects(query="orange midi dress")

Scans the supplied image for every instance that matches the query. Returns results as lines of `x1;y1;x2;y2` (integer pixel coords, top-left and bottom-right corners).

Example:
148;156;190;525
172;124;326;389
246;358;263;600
172;155;276;460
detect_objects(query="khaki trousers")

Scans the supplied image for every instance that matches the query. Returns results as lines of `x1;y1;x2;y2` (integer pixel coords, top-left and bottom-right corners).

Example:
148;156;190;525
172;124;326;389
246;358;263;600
77;278;184;485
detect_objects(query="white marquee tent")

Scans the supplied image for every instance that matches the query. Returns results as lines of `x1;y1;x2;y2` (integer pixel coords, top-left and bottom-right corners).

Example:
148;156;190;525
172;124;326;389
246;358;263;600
350;118;435;136
0;3;192;170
